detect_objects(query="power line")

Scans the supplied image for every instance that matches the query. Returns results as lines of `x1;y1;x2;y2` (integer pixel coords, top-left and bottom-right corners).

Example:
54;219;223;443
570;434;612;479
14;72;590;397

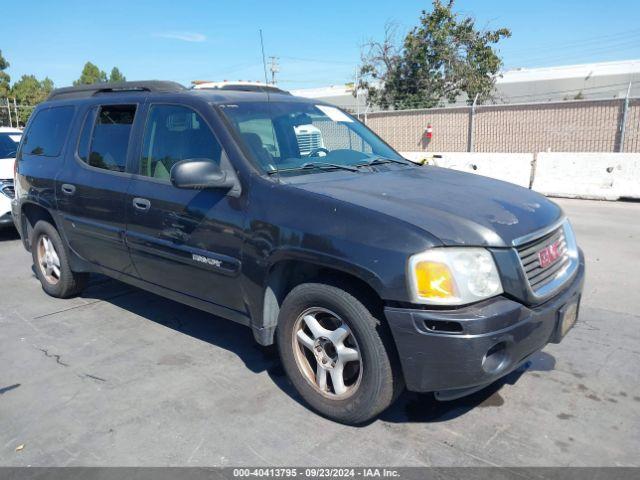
280;30;640;71
502;28;640;55
509;39;640;65
503;30;640;56
279;55;354;66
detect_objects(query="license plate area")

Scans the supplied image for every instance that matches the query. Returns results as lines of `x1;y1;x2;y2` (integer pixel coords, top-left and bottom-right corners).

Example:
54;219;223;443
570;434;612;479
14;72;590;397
554;297;580;342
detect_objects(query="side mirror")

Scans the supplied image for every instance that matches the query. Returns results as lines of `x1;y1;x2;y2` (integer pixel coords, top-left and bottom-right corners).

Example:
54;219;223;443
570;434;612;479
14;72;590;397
170;159;236;190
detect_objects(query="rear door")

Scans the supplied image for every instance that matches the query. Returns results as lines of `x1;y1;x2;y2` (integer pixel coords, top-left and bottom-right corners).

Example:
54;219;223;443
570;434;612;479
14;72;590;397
124;102;247;312
56;102;141;275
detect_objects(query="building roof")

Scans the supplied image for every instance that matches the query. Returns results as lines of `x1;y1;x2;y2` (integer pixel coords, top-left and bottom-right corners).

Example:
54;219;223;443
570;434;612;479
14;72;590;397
290;59;640;109
499;59;640;84
290;84;354;99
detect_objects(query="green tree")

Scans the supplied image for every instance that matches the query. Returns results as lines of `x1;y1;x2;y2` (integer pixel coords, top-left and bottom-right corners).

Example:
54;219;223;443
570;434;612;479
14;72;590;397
0;49;10;98
359;1;511;110
108;67;126;83
11;75;54;125
74;61;107;85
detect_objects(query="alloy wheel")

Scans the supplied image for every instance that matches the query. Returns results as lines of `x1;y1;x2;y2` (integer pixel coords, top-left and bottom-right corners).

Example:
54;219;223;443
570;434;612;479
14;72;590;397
291;307;363;398
37;235;61;285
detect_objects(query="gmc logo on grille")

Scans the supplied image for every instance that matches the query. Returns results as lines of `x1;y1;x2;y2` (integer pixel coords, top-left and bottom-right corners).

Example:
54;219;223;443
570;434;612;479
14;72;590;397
538;241;562;268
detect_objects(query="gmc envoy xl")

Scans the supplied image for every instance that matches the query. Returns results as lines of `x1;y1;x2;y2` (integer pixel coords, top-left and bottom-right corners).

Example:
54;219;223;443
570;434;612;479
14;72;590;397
12;81;584;424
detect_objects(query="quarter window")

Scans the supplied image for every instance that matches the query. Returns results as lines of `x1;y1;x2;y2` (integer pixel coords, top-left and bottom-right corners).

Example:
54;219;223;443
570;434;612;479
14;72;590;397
85;105;137;172
77;106;98;163
22;106;74;157
140;105;222;179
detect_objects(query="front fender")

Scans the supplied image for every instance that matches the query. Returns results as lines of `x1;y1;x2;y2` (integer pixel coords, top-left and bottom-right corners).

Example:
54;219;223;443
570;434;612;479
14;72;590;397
265;246;386;297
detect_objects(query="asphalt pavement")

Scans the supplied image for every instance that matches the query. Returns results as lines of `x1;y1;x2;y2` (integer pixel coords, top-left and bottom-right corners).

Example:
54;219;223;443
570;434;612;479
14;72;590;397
0;198;638;466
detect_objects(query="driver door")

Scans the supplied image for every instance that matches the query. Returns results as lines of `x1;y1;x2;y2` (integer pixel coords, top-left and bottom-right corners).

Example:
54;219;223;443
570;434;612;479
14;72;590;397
125;102;247;313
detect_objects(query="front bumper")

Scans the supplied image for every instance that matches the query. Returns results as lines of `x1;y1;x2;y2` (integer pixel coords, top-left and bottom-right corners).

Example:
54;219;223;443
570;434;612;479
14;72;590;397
385;249;585;396
0;212;14;226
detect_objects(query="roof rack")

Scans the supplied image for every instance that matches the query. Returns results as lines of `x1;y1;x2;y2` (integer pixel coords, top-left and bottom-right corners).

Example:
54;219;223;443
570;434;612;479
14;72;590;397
47;80;186;101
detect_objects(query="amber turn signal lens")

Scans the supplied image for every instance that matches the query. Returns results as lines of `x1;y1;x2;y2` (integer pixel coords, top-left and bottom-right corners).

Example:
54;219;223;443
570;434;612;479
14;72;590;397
414;261;456;299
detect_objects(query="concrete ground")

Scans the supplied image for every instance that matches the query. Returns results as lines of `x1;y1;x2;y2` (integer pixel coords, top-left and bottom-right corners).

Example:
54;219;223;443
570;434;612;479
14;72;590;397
0;198;638;466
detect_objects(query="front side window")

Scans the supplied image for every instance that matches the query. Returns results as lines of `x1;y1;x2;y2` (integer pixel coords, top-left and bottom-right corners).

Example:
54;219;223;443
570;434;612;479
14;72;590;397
139;104;222;180
85;104;136;172
22;106;74;157
220;102;402;174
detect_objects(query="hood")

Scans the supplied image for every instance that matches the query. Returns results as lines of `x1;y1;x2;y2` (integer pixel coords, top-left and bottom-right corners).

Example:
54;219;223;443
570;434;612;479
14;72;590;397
0;158;14;180
289;166;562;247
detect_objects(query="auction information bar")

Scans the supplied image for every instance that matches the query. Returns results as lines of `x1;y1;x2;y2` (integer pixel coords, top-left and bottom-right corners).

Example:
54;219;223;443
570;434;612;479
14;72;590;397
0;468;638;480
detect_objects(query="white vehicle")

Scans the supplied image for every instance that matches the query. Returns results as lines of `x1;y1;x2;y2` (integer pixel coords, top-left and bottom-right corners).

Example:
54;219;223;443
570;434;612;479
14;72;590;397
294;124;324;156
0;127;21;228
192;80;287;94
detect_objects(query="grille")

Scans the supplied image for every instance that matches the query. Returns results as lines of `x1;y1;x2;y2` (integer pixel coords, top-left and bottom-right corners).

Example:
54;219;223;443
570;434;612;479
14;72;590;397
296;131;322;155
0;180;14;199
517;227;570;292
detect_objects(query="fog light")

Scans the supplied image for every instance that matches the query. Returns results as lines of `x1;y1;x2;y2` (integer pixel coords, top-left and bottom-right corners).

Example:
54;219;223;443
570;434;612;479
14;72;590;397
482;342;509;373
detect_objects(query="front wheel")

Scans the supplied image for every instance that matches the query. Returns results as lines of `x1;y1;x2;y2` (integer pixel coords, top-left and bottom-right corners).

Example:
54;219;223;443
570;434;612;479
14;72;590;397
277;283;401;424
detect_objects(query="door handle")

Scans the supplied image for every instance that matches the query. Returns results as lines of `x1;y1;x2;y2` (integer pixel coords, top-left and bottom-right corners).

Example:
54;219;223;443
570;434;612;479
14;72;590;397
61;184;76;195
132;197;151;211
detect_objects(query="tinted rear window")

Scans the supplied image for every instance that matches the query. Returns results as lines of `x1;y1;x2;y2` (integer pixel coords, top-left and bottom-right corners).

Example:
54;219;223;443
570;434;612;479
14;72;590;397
22;106;75;157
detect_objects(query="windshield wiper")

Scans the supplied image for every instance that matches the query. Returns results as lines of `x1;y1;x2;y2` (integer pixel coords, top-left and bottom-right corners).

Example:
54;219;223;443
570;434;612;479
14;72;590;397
266;158;407;175
356;156;413;168
272;162;360;174
300;162;359;172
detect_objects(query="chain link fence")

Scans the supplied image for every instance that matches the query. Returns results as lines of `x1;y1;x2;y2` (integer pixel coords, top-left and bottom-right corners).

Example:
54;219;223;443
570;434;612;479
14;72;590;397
364;97;640;153
3;95;639;153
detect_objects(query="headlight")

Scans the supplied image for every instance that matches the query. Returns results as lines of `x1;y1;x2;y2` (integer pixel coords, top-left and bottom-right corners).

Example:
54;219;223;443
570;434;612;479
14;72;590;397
407;248;503;305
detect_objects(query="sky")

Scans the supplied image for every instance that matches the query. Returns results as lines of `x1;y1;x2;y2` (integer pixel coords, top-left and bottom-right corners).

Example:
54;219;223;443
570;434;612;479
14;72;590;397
2;0;640;90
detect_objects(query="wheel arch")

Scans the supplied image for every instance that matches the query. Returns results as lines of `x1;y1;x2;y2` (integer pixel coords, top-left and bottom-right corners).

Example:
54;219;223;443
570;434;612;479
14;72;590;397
20;202;58;251
254;256;385;346
20;201;92;273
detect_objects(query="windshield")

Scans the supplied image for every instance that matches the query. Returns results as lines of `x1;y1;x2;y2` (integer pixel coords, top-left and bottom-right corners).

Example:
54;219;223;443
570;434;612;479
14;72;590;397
219;101;404;174
0;132;21;159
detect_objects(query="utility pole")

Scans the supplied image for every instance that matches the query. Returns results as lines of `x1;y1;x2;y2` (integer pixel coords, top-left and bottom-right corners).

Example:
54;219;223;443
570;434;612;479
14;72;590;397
6;98;12;128
268;56;279;85
355;66;360;119
13;98;19;128
618;81;632;152
468;93;479;152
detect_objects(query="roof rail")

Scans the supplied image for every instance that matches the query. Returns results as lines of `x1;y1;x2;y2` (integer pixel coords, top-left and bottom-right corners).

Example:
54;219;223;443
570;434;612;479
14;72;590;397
47;80;186;101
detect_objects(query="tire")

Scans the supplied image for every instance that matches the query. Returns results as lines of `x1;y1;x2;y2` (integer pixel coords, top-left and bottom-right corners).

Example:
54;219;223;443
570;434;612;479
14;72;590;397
277;282;402;424
31;220;89;298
